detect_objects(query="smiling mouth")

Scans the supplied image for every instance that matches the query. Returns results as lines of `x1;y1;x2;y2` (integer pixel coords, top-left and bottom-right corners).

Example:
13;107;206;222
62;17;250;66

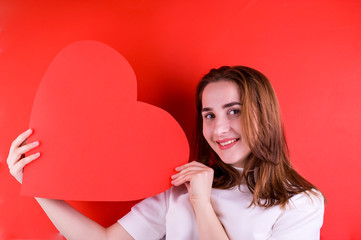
219;139;237;146
216;138;240;149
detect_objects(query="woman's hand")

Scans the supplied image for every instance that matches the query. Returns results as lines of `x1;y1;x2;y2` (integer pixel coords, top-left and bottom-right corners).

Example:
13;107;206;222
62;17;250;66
7;129;40;183
171;161;214;205
172;162;229;240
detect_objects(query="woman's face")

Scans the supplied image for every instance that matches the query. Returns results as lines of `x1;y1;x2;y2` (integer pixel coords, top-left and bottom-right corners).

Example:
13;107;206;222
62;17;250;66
201;80;251;168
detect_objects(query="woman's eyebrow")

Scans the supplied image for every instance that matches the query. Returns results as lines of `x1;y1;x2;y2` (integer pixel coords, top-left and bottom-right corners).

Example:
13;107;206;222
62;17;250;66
201;107;212;112
223;102;241;108
201;102;241;112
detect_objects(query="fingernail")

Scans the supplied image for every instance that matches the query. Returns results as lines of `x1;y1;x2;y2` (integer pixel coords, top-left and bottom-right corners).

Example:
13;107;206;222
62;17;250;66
26;129;32;133
35;152;40;156
33;141;39;146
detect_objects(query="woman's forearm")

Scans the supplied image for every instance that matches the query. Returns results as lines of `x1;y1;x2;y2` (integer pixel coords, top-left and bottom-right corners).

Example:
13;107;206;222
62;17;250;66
35;198;107;240
192;201;229;240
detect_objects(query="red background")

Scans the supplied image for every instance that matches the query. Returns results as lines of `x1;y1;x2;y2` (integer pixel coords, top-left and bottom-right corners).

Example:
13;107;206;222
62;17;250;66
0;0;360;239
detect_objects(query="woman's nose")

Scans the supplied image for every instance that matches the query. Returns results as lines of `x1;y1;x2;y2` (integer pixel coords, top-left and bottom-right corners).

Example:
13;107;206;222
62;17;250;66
213;117;230;135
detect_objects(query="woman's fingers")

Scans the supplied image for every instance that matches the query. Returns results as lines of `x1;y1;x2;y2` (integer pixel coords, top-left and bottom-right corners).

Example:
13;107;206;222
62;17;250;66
9;129;33;154
7;141;39;167
7;129;41;184
172;165;204;178
175;161;207;171
172;161;211;177
17;141;39;157
171;170;197;186
10;153;40;183
14;153;41;172
171;161;214;186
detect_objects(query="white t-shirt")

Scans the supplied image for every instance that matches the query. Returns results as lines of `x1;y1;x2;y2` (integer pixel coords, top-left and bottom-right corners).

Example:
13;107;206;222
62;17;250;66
118;173;324;240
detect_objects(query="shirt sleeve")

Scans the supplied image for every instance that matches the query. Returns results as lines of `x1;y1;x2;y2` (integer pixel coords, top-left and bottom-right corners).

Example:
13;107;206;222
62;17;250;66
268;191;325;240
118;188;171;240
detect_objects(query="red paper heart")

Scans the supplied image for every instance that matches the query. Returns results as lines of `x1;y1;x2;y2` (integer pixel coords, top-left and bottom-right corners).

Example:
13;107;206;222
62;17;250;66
21;40;189;201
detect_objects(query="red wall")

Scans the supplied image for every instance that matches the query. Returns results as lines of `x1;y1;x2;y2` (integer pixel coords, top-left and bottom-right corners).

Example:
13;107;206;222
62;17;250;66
0;1;360;239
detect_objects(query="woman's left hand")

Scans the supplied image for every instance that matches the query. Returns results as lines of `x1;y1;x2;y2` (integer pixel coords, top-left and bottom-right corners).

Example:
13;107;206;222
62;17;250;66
171;161;214;205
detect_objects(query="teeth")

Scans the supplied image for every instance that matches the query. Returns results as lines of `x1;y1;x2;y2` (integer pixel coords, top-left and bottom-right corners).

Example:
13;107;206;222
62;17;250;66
220;139;237;146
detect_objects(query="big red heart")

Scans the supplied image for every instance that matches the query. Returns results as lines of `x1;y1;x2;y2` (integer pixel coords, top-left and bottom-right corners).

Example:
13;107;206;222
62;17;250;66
21;40;189;201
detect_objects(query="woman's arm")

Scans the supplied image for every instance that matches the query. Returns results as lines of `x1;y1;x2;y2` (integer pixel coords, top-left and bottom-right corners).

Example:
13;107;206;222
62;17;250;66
7;129;133;240
171;161;229;240
35;197;133;240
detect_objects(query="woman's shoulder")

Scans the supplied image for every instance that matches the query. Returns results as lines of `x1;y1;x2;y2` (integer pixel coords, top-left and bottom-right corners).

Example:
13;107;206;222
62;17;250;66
287;189;325;210
270;190;325;239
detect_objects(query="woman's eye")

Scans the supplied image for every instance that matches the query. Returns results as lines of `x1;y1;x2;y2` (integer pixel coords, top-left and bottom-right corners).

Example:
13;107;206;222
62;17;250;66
203;113;214;119
229;109;240;115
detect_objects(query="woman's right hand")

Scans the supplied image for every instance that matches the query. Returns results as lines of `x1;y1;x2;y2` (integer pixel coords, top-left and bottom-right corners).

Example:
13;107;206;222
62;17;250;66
7;129;40;183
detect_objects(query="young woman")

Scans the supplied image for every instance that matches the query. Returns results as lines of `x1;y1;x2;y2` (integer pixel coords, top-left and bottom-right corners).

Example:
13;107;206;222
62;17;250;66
7;66;324;240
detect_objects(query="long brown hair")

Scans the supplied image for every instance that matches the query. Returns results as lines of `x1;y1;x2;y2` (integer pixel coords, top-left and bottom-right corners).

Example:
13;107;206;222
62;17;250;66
194;66;320;208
